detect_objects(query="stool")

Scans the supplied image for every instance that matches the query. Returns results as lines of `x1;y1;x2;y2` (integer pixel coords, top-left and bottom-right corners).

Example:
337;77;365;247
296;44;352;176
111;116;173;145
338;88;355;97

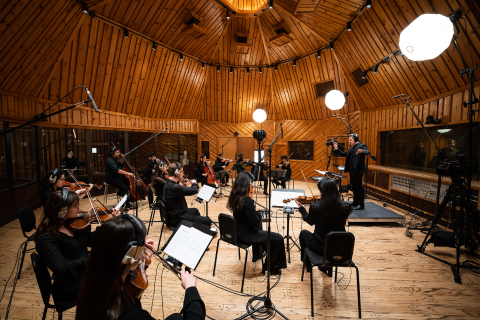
103;182;120;205
286;178;294;189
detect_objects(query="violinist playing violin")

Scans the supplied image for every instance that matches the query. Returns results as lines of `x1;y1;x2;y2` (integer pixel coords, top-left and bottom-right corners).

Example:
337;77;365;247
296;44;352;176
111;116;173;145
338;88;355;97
105;146;135;210
76;214;205;320
213;153;231;187
294;178;351;276
196;154;208;187
35;189;120;311
40;168;93;206
235;154;252;173
272;155;292;189
251;160;269;195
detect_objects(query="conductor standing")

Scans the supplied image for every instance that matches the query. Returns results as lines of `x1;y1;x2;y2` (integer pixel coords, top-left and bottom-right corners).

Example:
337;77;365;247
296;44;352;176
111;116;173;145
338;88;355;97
333;134;369;210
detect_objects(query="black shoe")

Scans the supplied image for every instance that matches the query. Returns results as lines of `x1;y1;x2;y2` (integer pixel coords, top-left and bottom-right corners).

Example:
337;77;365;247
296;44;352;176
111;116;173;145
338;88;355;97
319;267;332;277
353;204;365;210
263;191;269;195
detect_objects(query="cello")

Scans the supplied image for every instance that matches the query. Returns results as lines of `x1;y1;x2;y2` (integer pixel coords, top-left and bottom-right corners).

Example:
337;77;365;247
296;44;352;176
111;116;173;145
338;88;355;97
120;154;148;201
204;160;219;188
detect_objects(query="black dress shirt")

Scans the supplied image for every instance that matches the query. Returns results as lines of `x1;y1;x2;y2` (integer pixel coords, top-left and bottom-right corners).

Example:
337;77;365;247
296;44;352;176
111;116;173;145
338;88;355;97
62;156;79;170
213;158;230;172
143;160;157;179
40;189;54;206
163;179;199;222
276;163;291;178
334;143;369;174
105;156;125;181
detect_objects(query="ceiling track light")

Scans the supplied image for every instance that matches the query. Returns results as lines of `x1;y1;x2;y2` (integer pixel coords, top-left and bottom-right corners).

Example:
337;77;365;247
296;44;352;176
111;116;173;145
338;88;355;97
366;0;372;8
317;50;321;58
372;63;379;74
81;1;89;14
179;53;183;61
269;0;273;9
247;67;250;74
202;62;205;69
293;59;296;66
362;70;368;79
217;66;220;72
329;42;334;50
226;10;230;19
230;67;233;73
275;65;278;71
123;29;129;38
259;67;262;73
347;21;352;31
152;42;157;50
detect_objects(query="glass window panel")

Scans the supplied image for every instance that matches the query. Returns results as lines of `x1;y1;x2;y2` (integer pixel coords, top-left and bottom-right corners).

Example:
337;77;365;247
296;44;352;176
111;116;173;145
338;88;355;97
10;124;36;186
288;141;314;161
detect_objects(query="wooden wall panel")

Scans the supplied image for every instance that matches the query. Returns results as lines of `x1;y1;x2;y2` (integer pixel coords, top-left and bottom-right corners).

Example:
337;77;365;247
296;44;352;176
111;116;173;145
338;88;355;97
360;84;480;166
272;50;362;120
41;17;206;120
202;67;274;123
333;0;480;110
223;0;267;11
0;0;82;96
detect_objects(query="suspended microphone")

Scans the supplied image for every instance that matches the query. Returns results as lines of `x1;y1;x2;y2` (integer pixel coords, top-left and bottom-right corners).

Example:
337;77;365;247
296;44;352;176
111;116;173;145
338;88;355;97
72;128;76;139
85;87;99;112
67;140;71;145
392;94;406;99
166;125;169;133
280;122;283;139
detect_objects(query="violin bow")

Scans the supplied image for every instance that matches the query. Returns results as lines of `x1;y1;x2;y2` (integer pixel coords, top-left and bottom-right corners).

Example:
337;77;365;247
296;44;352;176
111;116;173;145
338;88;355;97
145;246;181;280
300;169;314;197
64;169;101;224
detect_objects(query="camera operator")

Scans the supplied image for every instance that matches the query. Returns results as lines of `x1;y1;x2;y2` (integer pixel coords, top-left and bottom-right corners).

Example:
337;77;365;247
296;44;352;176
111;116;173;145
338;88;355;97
333;134;369;210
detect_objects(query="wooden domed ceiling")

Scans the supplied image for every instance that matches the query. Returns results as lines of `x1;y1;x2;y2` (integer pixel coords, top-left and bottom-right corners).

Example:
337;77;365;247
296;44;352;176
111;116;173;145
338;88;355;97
1;0;479;124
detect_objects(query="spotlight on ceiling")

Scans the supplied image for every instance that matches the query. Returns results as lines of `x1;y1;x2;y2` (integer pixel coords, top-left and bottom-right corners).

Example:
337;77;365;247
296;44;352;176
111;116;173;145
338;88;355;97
329;42;334;50
226;10;230;20
123;29;129;38
275;65;278;71
259;67;262;73
253;109;267;123
293;59;296;67
399;13;454;61
81;1;88;14
362;70;368;79
247;67;250;74
366;0;372;8
425;115;441;125
317;50;321;58
152;42;157;50
202;62;205;69
179;53;183;61
325;90;346;110
347;21;352;31
230;67;233;73
372;63;379;74
269;0;273;9
217;66;220;72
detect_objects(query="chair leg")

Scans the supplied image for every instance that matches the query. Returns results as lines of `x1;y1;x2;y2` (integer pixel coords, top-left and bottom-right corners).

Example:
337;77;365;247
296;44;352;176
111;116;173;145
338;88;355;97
157;222;164;251
301;254;306;281
334;267;338;283
58;311;63;320
238;247;241;260
355;266;361;319
241;248;248;293
310;262;314;317
17;242;27;279
42;306;47;320
147;209;155;234
212;239;221;276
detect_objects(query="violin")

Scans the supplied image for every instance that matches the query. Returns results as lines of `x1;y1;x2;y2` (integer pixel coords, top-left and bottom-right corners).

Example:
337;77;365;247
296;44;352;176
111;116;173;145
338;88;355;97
277;152;293;167
125;247;152;297
67;207;114;230
63;181;102;192
220;158;234;163
283;195;320;205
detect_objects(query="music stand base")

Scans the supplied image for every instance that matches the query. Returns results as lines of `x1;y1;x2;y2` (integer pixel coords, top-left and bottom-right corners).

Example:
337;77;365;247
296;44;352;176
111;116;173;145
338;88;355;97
238;297;289;320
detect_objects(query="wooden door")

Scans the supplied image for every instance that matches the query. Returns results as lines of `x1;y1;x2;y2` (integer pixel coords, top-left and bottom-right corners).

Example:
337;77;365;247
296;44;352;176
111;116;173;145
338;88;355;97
237;137;256;161
217;136;237;162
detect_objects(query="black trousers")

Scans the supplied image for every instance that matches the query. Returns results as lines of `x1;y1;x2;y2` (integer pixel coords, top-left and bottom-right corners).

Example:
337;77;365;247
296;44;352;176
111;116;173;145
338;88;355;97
299;230;325;263
171;208;212;228
273;176;289;188
256;175;268;190
106;176;130;207
349;172;365;205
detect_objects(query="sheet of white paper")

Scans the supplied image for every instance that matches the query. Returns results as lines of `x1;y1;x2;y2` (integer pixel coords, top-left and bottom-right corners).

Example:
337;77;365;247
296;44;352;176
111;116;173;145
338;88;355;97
271;190;305;208
315;170;327;176
114;194;129;210
163;225;213;269
197;185;216;202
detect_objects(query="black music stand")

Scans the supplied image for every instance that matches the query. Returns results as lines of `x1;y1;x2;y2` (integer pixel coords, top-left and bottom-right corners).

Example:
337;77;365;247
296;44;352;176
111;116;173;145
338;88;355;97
270;169;286;189
231;162;247;183
214;170;228;201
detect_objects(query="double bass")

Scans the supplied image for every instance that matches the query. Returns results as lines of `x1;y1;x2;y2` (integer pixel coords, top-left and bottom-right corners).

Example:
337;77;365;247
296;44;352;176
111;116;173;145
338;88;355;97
120;154;148;201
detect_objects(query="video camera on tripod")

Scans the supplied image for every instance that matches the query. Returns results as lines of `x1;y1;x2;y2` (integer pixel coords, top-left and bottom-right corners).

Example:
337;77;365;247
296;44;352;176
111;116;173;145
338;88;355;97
436;154;467;181
326;137;338;147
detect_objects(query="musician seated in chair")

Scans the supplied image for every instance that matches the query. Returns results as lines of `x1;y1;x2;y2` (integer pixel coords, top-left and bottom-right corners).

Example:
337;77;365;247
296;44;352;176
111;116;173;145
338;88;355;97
213;153;230;187
235;154;252;173
295;178;352;276
36;190;120;311
164;163;212;228
251;161;269;195
62;150;79;174
76;214;205;320
105;147;135;210
227;172;287;275
40;169;92;206
143;153;158;181
272;155;291;189
196;155;208;187
151;161;167;202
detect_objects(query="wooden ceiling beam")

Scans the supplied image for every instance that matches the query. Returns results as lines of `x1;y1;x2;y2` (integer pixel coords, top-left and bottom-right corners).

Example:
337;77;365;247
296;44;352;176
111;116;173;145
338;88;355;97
256;17;271;65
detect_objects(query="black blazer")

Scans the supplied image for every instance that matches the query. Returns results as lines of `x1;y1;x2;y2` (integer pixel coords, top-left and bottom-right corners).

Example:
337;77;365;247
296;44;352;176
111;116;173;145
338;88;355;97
334;142;369;174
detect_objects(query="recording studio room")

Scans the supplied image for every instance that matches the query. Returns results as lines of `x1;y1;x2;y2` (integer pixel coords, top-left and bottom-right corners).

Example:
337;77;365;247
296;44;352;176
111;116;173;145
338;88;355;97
1;0;480;319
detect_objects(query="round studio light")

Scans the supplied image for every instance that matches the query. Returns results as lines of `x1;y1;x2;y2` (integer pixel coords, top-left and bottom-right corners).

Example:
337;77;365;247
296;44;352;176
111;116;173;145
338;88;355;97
399;14;453;61
325;90;345;110
253;109;267;123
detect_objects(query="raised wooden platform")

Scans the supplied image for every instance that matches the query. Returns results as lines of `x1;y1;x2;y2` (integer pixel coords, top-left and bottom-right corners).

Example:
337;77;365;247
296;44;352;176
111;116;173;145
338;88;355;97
1;181;479;319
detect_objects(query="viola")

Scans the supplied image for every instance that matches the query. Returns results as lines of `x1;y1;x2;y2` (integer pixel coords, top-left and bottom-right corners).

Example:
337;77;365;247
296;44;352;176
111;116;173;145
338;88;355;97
68;206;115;230
120;153;148;202
282;195;320;205
63;181;102;192
125;247;152;297
204;161;219;187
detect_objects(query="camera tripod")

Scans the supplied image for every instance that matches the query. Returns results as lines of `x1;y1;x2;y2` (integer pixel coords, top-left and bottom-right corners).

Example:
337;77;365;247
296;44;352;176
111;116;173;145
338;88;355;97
416;175;478;284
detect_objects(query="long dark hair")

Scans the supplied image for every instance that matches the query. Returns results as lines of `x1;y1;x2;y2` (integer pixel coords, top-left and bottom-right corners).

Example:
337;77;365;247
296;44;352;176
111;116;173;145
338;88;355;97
76;215;137;320
227;172;252;213
151;162;166;190
36;190;79;239
40;169;64;192
314;178;349;222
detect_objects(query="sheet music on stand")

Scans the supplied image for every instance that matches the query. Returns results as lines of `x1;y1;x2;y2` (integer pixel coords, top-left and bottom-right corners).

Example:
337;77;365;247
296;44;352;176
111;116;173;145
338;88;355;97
162;220;217;270
271;188;305;208
197;185;216;203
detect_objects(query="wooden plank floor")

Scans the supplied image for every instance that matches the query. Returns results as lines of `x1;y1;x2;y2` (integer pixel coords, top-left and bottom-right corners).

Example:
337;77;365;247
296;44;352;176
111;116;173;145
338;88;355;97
1;181;479;319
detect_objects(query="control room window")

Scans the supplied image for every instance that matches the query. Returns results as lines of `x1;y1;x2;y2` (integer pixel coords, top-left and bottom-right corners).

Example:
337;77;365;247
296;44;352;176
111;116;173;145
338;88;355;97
288;141;313;161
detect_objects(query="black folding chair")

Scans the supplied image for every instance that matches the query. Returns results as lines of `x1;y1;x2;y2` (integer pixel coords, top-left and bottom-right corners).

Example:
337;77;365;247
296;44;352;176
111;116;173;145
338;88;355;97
213;213;259;293
17;205;37;279
301;231;361;318
31;253;75;320
157;200;178;251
